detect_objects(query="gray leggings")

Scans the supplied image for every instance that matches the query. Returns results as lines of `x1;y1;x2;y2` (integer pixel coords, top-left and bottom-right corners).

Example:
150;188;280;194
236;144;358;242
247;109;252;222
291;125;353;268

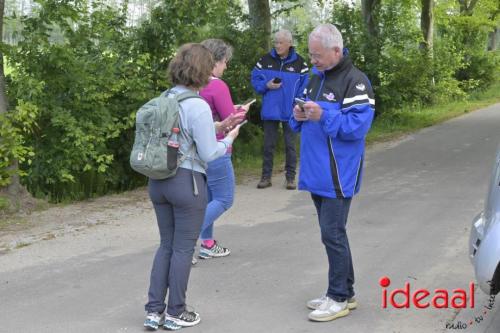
145;168;207;316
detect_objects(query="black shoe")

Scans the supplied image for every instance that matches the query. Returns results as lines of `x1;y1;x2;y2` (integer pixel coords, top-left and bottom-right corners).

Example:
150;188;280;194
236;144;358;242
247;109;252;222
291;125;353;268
286;179;296;190
257;178;272;189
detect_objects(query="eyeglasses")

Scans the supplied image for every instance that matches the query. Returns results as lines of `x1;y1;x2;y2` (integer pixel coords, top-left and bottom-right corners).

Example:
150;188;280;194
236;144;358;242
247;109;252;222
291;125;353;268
309;47;340;61
308;53;323;61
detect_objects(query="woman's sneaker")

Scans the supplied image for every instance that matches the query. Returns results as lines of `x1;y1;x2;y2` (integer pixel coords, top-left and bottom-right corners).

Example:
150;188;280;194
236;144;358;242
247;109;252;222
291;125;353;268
307;295;357;310
144;312;165;330
308;297;350;322
164;309;201;329
198;241;230;259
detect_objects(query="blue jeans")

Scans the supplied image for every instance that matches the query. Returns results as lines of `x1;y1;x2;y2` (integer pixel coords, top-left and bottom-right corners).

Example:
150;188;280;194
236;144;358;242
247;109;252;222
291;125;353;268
311;194;354;302
200;154;234;240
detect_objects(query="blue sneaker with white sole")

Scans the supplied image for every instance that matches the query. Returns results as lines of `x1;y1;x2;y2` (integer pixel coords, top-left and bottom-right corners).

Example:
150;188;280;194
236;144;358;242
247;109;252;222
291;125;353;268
144;312;165;330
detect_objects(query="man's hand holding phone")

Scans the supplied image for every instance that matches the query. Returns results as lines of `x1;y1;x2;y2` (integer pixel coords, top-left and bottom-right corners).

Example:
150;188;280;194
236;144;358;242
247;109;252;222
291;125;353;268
303;101;323;121
293;104;308;121
294;98;323;121
267;77;282;90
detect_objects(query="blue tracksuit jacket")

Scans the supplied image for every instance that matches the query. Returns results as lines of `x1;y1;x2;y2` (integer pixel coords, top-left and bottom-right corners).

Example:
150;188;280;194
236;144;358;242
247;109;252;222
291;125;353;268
251;47;309;121
289;56;375;198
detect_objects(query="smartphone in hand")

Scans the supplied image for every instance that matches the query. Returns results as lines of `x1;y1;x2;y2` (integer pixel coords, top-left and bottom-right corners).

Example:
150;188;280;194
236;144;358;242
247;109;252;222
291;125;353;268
272;77;282;84
238;120;248;127
295;98;306;109
241;98;256;107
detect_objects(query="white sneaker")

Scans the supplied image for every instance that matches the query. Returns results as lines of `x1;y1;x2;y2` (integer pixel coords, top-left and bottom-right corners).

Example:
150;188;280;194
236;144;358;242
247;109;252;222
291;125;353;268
307;295;357;310
308;297;350;322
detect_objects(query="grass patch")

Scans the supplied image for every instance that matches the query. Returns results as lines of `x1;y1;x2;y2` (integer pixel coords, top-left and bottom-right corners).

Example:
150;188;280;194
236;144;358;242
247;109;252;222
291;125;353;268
0;217;30;231
232;122;292;182
0;196;9;211
233;151;287;183
367;81;500;144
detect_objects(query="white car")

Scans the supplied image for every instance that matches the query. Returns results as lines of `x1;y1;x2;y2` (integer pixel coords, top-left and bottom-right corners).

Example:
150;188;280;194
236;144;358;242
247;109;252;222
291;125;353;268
469;144;500;295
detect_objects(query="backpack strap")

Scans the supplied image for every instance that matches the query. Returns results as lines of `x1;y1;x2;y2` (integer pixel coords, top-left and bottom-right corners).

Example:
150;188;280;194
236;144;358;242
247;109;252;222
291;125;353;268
176;91;202;103
166;89;204;196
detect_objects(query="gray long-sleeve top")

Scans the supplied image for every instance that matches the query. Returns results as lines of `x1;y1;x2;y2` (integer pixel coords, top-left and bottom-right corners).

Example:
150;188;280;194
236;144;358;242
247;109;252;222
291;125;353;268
168;85;233;174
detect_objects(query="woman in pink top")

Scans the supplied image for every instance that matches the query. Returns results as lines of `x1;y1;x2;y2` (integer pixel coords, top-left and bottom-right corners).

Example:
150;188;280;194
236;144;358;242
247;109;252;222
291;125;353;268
197;39;248;260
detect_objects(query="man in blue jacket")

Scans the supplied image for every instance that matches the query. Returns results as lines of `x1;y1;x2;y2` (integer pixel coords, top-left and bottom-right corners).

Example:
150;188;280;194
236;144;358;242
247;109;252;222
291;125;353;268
290;24;374;322
251;29;309;190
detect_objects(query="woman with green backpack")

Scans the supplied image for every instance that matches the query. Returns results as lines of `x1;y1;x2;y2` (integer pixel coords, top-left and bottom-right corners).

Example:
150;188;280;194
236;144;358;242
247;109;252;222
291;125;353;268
143;43;241;331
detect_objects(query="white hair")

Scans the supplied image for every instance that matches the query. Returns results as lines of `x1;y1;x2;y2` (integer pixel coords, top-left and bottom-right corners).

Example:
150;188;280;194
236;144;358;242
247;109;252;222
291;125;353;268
274;29;293;44
309;24;343;50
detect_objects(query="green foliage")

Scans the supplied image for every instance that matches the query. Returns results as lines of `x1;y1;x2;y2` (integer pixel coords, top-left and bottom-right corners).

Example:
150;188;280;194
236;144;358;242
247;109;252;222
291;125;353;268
436;0;500;90
4;0;262;202
7;0;154;201
0;101;39;187
328;0;498;114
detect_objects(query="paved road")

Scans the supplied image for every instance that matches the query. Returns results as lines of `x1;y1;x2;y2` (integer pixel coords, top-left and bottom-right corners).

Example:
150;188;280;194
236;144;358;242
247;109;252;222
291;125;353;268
1;103;500;333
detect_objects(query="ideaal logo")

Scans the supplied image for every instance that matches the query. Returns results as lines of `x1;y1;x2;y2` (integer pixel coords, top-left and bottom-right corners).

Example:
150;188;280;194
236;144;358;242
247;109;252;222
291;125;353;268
379;276;496;330
379;276;474;309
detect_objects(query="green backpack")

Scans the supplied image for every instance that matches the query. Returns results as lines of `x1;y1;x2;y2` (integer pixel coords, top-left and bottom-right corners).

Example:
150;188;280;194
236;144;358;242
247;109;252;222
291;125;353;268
129;90;201;180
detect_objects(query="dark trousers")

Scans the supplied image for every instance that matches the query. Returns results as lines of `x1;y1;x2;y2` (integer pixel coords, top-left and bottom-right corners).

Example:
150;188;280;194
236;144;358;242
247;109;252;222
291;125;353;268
145;168;207;316
261;120;297;180
311;194;354;302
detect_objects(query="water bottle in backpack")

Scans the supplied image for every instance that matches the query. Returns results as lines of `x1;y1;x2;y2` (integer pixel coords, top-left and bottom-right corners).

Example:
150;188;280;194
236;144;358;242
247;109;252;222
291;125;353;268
167;127;180;170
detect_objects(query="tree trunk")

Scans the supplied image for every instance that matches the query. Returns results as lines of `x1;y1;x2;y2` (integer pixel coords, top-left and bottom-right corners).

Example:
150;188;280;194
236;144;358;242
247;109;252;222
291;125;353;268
0;0;33;213
488;26;499;51
247;0;271;51
360;0;381;94
420;0;434;52
487;5;499;51
0;0;6;116
457;0;479;16
361;0;380;39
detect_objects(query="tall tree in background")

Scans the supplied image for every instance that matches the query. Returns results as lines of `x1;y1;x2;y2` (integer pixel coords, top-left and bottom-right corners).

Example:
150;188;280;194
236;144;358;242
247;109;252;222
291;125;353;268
487;2;499;50
362;0;380;40
248;0;272;51
0;0;7;117
420;0;434;52
0;0;17;205
360;0;381;99
0;0;35;212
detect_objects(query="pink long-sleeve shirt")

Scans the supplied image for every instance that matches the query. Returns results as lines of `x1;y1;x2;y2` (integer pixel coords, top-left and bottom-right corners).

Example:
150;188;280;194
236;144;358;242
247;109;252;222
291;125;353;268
199;77;235;142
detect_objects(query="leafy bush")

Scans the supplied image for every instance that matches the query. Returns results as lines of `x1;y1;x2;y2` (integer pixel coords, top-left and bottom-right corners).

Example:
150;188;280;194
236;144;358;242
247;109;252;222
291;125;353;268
7;0;154;201
0;101;38;187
